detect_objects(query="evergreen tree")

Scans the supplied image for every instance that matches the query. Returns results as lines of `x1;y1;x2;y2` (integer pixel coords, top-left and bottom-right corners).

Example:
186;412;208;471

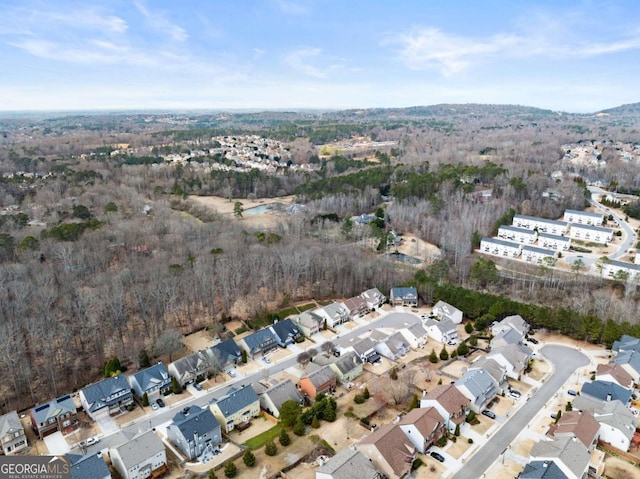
243;449;256;467
224;461;237;478
363;387;370;399
171;376;182;394
408;394;419;411
293;420;306;436
265;439;277;456
279;428;291;446
142;392;149;407
439;346;449;361
429;348;439;363
311;415;320;429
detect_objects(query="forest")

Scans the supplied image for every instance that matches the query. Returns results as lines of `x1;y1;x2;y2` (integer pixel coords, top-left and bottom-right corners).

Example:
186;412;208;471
0;102;639;412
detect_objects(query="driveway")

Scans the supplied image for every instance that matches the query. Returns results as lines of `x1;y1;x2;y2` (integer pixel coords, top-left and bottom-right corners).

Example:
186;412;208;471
43;432;70;455
451;345;589;479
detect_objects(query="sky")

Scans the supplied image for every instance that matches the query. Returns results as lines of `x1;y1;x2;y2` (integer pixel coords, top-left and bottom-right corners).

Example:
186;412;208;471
1;0;639;113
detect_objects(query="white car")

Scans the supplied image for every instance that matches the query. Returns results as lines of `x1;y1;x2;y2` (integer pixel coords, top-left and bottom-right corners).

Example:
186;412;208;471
262;356;271;364
227;369;236;378
152;402;159;410
82;437;99;447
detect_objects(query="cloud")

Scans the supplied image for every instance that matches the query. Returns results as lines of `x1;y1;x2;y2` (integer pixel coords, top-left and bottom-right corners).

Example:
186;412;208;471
283;47;346;78
134;0;188;42
274;0;310;15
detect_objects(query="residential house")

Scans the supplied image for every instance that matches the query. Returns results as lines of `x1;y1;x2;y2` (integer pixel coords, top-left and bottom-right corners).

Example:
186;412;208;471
371;330;410;360
529;436;590;479
109;430;167;479
352;337;381;364
255;379;303;418
420;385;470;432
80;375;134;421
491;315;530;339
538;232;571;251
294;311;324;337
316;448;381;479
208;338;242;368
612;335;640;353
398;407;447;453
522;245;557;264
568;224;613;243
343;296;370;320
563;209;604;226
546;411;600;450
67;453;111;479
595;363;634;389
209;385;260;433
168;350;213;387
316;302;350;328
601;259;640;281
480;237;522;258
498;225;538;244
490;328;526;350
399;322;428;349
360;288;386;310
269;319;302;348
237;328;278;359
519;460;570;479
580;380;632;405
487;343;532;380
313;351;365;385
128;362;172;400
424;318;458;345
572;395;636;451
612;350;640;384
455;368;499;413
389;287;418;307
0;411;28;455
356;423;416;479
30;395;79;439
468;357;508;392
432;300;463;324
167;406;221;460
300;365;337;400
512;215;569;235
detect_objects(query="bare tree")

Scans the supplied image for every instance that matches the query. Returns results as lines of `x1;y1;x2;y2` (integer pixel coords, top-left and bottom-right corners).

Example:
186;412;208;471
154;329;184;362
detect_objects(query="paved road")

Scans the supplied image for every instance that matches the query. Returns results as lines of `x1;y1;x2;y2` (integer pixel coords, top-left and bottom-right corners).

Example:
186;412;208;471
451;345;589;479
588;186;637;260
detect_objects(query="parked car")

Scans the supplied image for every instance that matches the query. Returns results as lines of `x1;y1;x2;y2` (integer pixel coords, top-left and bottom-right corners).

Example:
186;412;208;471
227;369;236;378
262;356;271;364
527;337;539;345
82;437;99;447
193;382;203;391
481;409;496;419
567;389;577;396
508;389;521;398
156;398;165;408
152;402;159;410
430;451;445;462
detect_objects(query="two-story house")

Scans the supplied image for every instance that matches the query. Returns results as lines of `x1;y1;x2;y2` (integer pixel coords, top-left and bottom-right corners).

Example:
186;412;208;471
360;288;386;310
373;331;410;360
167;406;221;460
398;407;447;453
208;339;243;369
0;411;28;455
356;423;416;479
269;319;302;348
432;300;463;324
316;302;350;328
389;287;418;307
109;430;167;479
168;351;212;387
420;384;470;432
80;375;134;421
128;362;172;400
424;317;458;345
67;453;111;479
343;296;369;320
352;337;381;364
299;365;337;400
293;311;323;337
209;385;260;433
237;329;278;359
254;379;303;418
30;395;79;439
455;368;499;413
316;448;381;479
529;436;590;479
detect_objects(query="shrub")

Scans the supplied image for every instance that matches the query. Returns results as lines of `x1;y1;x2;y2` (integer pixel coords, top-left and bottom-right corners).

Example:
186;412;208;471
429;349;439;363
439;346;449;361
142;393;149;407
363;387;370;399
436;435;448;447
408;394;419;411
454;424;460;437
465;322;474;334
223;461;237;478
361;416;370;425
354;394;365;404
412;458;424;470
243;449;256;467
279;429;291;446
293;420;306;436
390;367;398;380
468;438;474;444
469;335;478;346
466;411;477;423
264;440;277;456
311;415;320;429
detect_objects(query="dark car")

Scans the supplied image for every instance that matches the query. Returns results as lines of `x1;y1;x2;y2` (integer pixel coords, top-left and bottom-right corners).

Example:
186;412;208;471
430;451;445;462
567;389;577;396
481;409;496;419
156;398;165;408
193;382;203;391
527;337;539;345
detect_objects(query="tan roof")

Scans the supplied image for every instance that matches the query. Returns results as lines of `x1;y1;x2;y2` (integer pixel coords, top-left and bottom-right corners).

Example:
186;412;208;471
424;384;470;414
596;363;633;387
547;410;600;448
358;423;415;477
399;407;444;437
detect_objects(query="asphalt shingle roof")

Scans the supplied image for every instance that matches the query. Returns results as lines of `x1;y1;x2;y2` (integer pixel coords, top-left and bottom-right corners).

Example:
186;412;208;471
211;385;259;416
112;430;164;472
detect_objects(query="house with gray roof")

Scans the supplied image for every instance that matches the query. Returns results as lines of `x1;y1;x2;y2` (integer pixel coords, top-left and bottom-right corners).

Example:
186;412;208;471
612;335;640;353
67;453;111;479
237;328;278;359
487;343;532;379
468;357;508;390
374;331;410;360
30;394;79;439
581;380;631;405
572;395;636;451
433;300;463;324
294;310;324;336
167;406;221;460
316;302;350;328
360;287;386;309
209;338;242;368
255;379;303;418
343;296;369;319
312;351;364;385
491;314;530;338
399;322;428;349
390;287;418;307
300;365;337;400
109;430;167;479
519;460;570;479
530;436;590;479
612;350;640;384
491;327;526;350
0;411;27;455
168;350;214;387
455;368;499;413
80;375;134;421
209;385;260;433
269;318;302;347
424;317;458;345
352;337;381;364
128;362;172;400
316;447;381;479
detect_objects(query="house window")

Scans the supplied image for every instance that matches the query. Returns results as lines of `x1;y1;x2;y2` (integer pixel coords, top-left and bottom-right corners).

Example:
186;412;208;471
62;420;71;427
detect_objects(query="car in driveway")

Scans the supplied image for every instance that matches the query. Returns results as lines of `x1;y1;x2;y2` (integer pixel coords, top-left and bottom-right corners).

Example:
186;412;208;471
156;398;165;408
262;356;271;364
481;409;496;419
430;451;445;462
193;382;203;391
226;369;236;378
151;402;159;410
508;389;521;399
527;337;539;344
81;437;100;447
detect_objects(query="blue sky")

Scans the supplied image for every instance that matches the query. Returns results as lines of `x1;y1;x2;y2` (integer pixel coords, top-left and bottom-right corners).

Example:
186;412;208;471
1;0;639;112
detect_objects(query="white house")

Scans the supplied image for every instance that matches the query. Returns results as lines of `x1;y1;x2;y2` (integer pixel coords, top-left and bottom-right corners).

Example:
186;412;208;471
595;363;634;389
109;430;167;479
480;237;522;258
522;245;557;264
397;407;447;454
454;368;499;413
601;259;640;281
568;224;613;243
572;395;636;451
420;385;470;432
563;209;604;226
498;225;538;244
424;318;458;345
486;343;532;380
399;323;428;349
512;215;569;235
538;232;571;251
491;314;530;338
315;302;350;328
360;288;386;309
373;331;410;360
432;300;463;324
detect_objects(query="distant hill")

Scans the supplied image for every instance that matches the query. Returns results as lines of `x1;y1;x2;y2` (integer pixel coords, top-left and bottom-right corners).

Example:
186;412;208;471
598;102;640;115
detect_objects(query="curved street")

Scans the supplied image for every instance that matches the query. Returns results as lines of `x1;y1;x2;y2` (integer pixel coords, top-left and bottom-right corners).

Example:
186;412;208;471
452;345;589;479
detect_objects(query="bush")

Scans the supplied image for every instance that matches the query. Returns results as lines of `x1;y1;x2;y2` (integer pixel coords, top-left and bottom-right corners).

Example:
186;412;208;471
408;394;419;411
361;416;370;425
390;367;398;380
243;449;256;467
412;458;424;470
264;440;277;456
224;461;237;478
142;392;149;407
468;438;474;444
279;429;291;446
429;349;439;363
311;415;320;429
465;322;474;334
439;346;449;361
363;387;370;399
469;335;478;347
466;411;477;423
354;394;365;404
293;420;306;436
436;435;448;447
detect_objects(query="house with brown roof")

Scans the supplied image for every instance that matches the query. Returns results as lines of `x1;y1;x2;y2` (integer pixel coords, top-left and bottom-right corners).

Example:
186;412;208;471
595;363;634;389
343;296;369;320
356;423;416;479
398;407;447;453
419;384;470;432
546;411;600;451
300;365;337;400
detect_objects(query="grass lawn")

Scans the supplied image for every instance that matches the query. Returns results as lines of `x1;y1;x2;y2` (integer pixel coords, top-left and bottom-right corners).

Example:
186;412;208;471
242;423;283;450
